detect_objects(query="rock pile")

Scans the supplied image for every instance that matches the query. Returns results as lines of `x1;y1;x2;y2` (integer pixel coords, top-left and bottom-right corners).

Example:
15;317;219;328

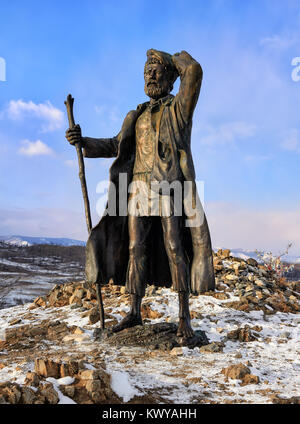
33;281;97;309
221;363;260;386
0;358;121;404
1;320;70;351
210;249;300;315
32;281;172;325
32;249;300;319
226;325;261;342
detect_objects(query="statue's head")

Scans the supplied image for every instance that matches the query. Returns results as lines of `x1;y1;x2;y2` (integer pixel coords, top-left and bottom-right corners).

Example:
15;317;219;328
144;49;178;100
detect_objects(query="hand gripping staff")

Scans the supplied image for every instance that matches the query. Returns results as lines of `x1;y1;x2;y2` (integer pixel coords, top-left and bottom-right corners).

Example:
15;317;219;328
64;94;105;330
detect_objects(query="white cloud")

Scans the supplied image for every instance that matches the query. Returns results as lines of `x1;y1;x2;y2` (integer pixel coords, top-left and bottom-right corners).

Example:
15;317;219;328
198;121;257;146
18;139;53;156
205;202;300;256
4;99;64;132
259;35;295;49
280;129;300;153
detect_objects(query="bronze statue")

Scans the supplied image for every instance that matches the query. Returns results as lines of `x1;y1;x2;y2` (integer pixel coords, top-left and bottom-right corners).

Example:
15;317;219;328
66;49;215;341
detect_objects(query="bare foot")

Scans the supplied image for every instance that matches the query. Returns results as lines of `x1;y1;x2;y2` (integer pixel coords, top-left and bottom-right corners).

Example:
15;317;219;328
177;317;194;339
111;313;142;333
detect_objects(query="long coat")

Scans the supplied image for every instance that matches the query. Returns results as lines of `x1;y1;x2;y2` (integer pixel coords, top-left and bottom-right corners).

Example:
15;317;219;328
83;57;215;294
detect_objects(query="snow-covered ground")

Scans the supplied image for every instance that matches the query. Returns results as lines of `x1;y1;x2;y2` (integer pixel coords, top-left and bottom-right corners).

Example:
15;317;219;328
0;255;84;309
0;288;299;404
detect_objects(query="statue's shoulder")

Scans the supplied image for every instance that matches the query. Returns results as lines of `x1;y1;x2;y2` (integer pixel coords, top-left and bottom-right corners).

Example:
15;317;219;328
120;104;148;136
123;102;148;122
136;101;149;113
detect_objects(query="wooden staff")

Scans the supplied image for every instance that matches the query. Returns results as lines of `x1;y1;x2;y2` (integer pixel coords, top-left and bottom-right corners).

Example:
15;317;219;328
64;94;105;330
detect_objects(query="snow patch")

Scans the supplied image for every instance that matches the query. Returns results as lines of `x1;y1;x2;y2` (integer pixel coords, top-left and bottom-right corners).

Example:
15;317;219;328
110;371;142;402
46;377;76;404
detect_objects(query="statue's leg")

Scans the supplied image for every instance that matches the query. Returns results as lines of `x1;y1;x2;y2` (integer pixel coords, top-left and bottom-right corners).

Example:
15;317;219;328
112;216;151;333
190;213;215;294
111;294;143;333
161;215;194;339
177;292;194;339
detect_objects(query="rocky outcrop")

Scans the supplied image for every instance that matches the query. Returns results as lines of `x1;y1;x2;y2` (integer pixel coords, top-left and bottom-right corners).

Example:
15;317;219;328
212;249;300;315
96;322;209;350
227;325;260;342
221;363;260;386
0;357;121;405
30;249;299;320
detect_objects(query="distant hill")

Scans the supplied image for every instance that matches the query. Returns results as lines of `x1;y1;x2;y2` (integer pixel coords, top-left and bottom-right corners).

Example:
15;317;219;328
0;235;86;247
0;237;299;264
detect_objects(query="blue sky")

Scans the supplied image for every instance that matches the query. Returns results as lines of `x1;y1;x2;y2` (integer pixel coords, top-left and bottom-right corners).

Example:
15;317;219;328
0;0;300;255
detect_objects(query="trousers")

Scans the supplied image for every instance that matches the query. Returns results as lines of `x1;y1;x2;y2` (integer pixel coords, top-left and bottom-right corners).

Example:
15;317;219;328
126;215;190;297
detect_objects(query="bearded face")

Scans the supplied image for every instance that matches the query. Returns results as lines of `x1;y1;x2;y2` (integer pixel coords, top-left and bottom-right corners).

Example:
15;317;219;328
144;62;172;100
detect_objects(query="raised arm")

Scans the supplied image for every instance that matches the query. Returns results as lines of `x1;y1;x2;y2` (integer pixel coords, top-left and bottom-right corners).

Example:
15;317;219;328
172;51;203;124
65;124;119;158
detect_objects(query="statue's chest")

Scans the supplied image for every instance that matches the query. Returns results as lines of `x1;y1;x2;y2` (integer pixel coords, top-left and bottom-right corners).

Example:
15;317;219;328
135;108;157;154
